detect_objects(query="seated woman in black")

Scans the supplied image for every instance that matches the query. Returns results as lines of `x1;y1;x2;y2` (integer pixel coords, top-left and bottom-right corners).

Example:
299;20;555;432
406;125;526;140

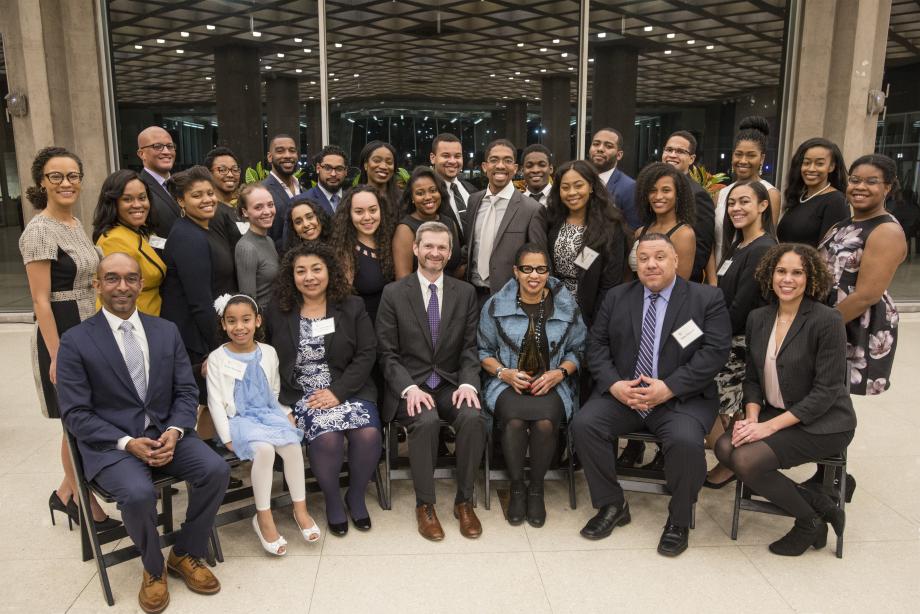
715;244;856;556
160;165;238;402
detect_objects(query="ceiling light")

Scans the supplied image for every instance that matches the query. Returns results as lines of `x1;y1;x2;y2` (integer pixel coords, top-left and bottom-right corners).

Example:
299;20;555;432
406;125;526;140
206;25;215;31
489;73;496;77
540;68;547;72
598;32;607;38
353;73;359;77
687;40;696;45
252;31;262;37
666;33;675;39
706;44;715;50
156;38;165;43
334;42;342;48
134;44;143;49
517;42;524;47
643;26;653;32
329;72;335;76
347;118;356;123
294;37;302;42
664;50;672;55
524;78;530;82
333;77;339;81
540;47;547;52
180;31;189;37
588;58;594;62
508;76;514;80
277;53;284;58
205;76;212;80
515;71;521;75
567;66;574;70
561;52;568;58
552;39;560;43
331;96;335;100
176;49;184;54
295;68;302;73
310;81;316;84
265;65;271;69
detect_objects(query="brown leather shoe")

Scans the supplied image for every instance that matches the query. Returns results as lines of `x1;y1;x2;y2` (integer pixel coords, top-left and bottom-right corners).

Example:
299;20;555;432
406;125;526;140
138;570;169;613
166;549;220;595
416;504;445;541
454;501;482;539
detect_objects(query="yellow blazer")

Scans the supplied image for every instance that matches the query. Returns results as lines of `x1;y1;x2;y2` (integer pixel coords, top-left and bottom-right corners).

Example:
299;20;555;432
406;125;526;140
95;224;166;315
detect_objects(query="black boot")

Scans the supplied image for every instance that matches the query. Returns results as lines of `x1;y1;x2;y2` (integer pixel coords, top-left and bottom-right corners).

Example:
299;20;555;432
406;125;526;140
526;483;546;528
507;481;526;526
802;467;856;503
797;486;846;537
768;516;827;556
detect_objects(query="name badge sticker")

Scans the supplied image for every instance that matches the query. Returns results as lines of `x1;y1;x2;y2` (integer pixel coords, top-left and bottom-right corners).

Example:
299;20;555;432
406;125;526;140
311;317;336;337
672;319;704;348
235;221;251;235
717;258;733;277
573;246;600;270
224;358;248;380
148;235;166;249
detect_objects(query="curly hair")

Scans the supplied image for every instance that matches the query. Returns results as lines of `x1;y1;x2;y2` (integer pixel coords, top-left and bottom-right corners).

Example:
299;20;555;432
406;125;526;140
330;184;395;282
634;162;696;227
734;115;770;153
546;160;628;254
282;195;331;253
165;165;216;201
783;138;848;210
274;242;353;312
92;169;157;242
754;243;832;302
358;140;402;224
26;146;84;210
400;166;450;216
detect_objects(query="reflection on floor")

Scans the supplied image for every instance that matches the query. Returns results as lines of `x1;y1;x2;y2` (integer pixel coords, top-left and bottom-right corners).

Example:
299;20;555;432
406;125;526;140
891;255;920;302
0;225;30;311
2;318;919;613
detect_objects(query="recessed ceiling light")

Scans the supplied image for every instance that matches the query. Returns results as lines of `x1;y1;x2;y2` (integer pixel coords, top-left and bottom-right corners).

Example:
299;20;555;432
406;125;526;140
666;33;675;39
331;96;336;100
205;76;212;80
643;26;653;32
156;39;165;43
206;25;215;31
561;52;568;58
517;42;524;47
329;72;335;76
310;96;315;99
175;49;184;54
664;50;672;55
524;78;530;82
252;31;261;37
540;47;547;52
588;58;594;62
489;73;496;77
567;66;574;70
540;68;547;73
508;76;514;80
333;77;339;81
303;48;312;53
134;44;143;49
552;39;560;44
598;32;607;38
265;65;272;69
294;37;302;43
687;40;696;45
353;73;359;77
334;42;342;48
295;68;302;73
515;71;521;75
310;81;316;84
180;31;189;37
706;44;714;49
277;53;284;58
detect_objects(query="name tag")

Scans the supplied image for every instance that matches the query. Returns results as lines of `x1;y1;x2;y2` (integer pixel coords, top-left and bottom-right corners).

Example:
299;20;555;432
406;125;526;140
672;319;704;348
311;317;336;337
235;221;251;235
223;357;248;380
717;258;733;277
148;235;166;249
573;246;600;270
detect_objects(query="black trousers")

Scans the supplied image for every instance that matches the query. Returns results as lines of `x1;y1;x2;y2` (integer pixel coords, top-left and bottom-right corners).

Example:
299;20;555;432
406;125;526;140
396;383;487;504
571;394;708;527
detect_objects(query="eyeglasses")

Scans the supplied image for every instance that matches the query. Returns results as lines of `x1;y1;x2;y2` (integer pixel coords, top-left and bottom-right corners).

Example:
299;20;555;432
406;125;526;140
663;146;692;156
847;176;885;187
516;265;549;274
44;172;84;185
140;143;176;152
100;273;141;286
487;156;516;166
319;164;347;174
213;165;241;175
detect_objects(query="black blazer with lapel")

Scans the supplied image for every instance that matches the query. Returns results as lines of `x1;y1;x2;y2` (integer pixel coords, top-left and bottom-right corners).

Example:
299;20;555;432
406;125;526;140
263;174;298;251
463;188;546;294
141;169;181;238
265;295;377;408
375;273;480;422
438;177;477;241
744;298;856;434
689;178;715;283
587;276;732;429
57;312;199;480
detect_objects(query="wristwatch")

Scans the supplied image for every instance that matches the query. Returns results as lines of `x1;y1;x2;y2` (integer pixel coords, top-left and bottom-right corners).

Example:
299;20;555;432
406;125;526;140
557;367;570;380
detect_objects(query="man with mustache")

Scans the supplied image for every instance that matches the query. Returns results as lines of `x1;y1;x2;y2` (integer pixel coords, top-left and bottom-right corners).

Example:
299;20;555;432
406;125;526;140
430;133;476;240
589;127;640;230
262;134;302;250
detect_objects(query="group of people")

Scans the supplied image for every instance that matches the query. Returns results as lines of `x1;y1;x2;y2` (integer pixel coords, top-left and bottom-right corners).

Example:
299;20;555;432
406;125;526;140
19;114;905;613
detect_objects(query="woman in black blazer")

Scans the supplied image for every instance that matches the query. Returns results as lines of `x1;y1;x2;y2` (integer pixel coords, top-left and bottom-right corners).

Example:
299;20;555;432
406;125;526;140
266;242;380;536
715;243;856;557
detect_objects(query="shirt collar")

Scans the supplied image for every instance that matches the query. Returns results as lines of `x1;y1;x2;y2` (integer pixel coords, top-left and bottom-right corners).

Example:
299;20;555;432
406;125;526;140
143;167;168;187
644;276;677;302
417;269;444;293
101;307;143;334
487;181;517;201
317;183;341;201
598;167;615;186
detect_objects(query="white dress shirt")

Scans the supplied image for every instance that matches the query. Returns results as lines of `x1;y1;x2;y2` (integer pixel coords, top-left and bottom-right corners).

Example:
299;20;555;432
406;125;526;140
317;184;343;210
522;183;552;206
598;167;615;186
143;167;169;189
270;170;302;198
470;181;516;287
443;178;471;221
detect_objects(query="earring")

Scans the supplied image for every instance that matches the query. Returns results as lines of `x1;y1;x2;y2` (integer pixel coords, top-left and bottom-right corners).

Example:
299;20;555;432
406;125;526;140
40;186;46;193
179;207;187;218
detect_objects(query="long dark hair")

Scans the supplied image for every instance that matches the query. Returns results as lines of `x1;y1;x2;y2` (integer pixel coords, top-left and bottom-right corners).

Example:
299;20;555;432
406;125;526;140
330;184;395;282
274;242;353;312
400;166;451;216
26;146;84;210
546;160;628;254
721;180;776;263
92;169;157;242
358;140;401;225
783;138;848;209
635;162;696;227
282;194;331;253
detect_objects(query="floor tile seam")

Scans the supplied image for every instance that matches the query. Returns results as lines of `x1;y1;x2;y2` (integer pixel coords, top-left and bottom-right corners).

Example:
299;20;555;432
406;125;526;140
520;521;555;614
736;542;797;613
64;568;99;613
305;548;324;614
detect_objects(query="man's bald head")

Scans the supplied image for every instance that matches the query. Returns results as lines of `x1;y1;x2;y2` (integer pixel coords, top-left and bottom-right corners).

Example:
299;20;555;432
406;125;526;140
137;126;175;176
94;253;143;317
97;252;140;278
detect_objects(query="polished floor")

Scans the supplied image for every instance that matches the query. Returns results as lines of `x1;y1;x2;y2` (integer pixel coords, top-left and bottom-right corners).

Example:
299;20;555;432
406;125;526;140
2;319;919;614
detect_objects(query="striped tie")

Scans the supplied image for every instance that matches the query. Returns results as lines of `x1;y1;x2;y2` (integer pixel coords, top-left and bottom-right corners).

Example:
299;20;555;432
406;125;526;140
120;321;150;429
634;293;659;419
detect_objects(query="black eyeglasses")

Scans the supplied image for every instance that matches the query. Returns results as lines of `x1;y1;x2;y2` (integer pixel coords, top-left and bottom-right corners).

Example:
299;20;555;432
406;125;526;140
140;143;176;152
663;146;692;156
319;164;347;174
44;172;84;185
213;165;241;175
516;265;549;274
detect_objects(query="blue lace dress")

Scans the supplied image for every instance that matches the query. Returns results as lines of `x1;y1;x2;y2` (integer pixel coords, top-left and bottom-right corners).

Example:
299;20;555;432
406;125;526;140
293;317;380;442
226;346;304;460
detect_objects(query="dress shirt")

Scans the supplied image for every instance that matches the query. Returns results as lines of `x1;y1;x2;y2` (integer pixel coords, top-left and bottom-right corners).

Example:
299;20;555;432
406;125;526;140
641;276;677;379
470;182;516;288
444;178;470;221
317;184;343;210
102;308;184;450
523;183;552;206
143;167;169;189
598;166;616;187
270;170;302;198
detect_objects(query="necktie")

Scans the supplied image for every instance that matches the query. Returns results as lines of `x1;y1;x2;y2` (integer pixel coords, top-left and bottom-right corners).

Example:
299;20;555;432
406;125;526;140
529;192;543;202
476;195;497;281
450;182;466;215
120;321;150;427
425;283;442;389
330;193;340;211
634;293;660;419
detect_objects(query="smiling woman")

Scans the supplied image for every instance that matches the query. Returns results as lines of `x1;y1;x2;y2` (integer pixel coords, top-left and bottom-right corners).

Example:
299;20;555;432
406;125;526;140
235;184;280;312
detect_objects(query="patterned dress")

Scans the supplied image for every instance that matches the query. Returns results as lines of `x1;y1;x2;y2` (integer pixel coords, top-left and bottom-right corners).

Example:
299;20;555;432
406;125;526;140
553;223;586;296
819;213;901;395
292;317;380;441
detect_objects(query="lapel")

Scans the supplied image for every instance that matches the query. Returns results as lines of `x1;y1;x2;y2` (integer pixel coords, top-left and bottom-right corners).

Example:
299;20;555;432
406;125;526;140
629;281;644;349
144;170;180;216
755;303;776;364
285;306;300;357
494;190;521;240
606;169;620;193
138;314;160;403
778;298;813;357
322;300;338;355
405;274;434;353
465;191;484;248
438;277;457;353
658;277;687;353
87;312;142;403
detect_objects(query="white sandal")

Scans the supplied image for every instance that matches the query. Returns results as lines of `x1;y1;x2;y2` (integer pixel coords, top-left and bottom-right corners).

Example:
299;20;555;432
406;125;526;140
295;513;322;543
252;514;287;556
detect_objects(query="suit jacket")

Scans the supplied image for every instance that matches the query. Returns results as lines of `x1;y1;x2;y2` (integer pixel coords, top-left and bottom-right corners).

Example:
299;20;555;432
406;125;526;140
587;276;732;429
57;312;199;479
688;178;716;283
606;168;640;230
263;174;299;251
463;188;546;294
303;185;338;217
264;295;377;407
141;169;180;238
439;177;477;240
375;274;480;422
744;298;856;435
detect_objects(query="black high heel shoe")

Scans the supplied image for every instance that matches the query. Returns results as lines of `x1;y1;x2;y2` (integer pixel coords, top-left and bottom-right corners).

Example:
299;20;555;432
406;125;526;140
63;495;123;531
345;496;372;531
49;491;73;530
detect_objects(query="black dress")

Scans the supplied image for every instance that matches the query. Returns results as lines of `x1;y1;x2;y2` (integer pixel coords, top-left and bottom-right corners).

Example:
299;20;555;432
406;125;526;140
353;242;389;323
396;214;462;275
777;190;849;246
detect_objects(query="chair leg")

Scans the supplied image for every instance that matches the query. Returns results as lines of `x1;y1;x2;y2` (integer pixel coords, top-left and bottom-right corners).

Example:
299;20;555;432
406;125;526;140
162;486;174;533
383;422;393;511
730;479;743;540
374;461;386;511
690;503;696;530
484;431;491;511
566;427;577;510
835;462;846;559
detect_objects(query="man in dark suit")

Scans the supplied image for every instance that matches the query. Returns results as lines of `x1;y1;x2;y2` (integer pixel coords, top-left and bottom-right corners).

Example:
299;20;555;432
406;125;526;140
304;144;348;217
137;126;181;239
430;132;477;240
662;130;716;283
589;127;640;229
572;233;731;556
520;144;555;206
376;221;487;541
57;253;230;612
464;138;544;309
263;134;303;250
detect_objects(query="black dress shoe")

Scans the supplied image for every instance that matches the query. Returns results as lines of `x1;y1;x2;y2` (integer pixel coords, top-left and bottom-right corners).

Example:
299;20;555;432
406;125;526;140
657;523;689;557
228;477;244;490
641;448;665;472
346;502;372;531
506;481;526;526
328;521;349;537
580;502;631;540
616;440;645;468
703;474;737;489
526;484;546;528
93;516;123;531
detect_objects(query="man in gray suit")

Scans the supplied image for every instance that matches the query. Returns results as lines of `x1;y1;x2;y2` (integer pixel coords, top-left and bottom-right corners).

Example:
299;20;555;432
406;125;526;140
464;139;544;309
376;221;487;541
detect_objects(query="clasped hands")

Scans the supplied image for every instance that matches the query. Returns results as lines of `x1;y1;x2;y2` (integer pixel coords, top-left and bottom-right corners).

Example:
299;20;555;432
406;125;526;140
500;368;564;396
731;417;775;447
610;376;673;412
405;385;481;417
126;429;180;467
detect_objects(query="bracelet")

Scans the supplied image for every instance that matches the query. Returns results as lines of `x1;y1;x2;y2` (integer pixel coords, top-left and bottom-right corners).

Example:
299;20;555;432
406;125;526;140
557;367;569;380
495;367;507;380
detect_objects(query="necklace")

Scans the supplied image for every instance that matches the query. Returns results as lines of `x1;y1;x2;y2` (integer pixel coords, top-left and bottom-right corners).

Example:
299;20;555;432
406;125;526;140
799;183;831;204
516;291;547;344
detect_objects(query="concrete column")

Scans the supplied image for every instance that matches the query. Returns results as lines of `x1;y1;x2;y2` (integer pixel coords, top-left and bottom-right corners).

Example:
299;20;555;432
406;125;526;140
504;100;527;152
0;0;115;229
541;75;571;165
783;0;892;172
591;43;639;176
304;101;323;158
214;45;263;172
266;76;301;150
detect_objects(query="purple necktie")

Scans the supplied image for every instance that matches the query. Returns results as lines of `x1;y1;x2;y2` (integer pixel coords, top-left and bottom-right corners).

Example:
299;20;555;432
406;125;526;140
425;283;442;388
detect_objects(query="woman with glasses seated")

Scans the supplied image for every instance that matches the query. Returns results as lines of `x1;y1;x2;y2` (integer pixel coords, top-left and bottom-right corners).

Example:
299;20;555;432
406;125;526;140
478;244;586;527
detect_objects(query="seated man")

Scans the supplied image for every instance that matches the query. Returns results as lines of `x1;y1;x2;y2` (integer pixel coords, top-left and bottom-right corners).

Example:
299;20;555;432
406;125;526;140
572;233;730;556
58;253;230;613
376;221;487;541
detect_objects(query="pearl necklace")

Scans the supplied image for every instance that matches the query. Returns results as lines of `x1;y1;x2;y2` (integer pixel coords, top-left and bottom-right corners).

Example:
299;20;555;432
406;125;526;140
799;183;831;204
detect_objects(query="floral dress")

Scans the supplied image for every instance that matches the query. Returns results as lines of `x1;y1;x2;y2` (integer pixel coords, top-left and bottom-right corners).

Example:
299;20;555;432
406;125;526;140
819;213;901;395
292;317;380;441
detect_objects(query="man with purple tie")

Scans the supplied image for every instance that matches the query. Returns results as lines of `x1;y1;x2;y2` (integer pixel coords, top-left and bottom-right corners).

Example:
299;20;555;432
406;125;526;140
376;221;486;541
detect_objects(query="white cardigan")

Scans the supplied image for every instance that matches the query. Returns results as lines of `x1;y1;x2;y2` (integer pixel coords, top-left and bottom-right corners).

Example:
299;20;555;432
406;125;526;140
205;342;290;445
